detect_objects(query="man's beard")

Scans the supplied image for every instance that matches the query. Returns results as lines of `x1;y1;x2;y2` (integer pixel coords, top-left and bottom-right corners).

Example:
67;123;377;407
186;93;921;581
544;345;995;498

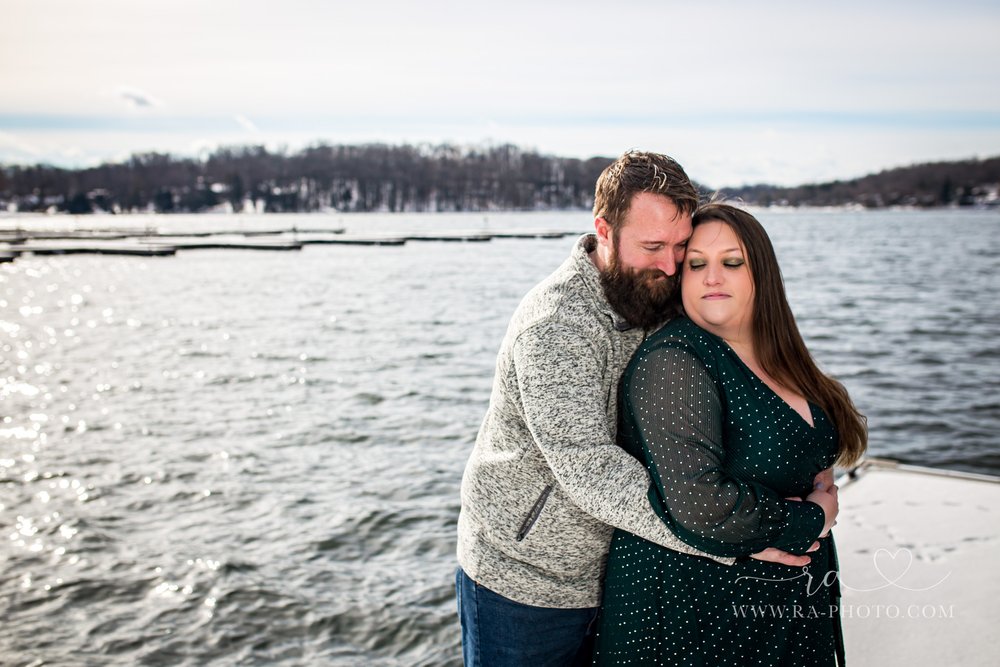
600;250;680;330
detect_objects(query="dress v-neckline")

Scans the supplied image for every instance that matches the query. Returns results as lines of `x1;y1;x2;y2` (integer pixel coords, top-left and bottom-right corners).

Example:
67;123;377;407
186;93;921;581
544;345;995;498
719;339;817;430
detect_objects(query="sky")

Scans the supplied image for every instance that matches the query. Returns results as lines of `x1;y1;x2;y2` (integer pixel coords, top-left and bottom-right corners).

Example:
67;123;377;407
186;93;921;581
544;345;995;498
2;0;999;187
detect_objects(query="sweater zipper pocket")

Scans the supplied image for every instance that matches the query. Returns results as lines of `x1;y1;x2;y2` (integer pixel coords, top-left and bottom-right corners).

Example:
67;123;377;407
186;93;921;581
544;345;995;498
516;484;553;541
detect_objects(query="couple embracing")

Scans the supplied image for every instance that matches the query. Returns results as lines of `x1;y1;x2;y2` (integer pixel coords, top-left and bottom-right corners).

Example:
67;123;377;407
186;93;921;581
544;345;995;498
456;151;866;666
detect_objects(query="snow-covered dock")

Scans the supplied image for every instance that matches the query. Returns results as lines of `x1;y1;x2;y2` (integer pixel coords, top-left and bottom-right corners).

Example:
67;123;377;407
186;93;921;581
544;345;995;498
3;242;178;257
0;227;346;242
0;228;579;262
302;236;407;246
140;238;303;251
836;458;1000;666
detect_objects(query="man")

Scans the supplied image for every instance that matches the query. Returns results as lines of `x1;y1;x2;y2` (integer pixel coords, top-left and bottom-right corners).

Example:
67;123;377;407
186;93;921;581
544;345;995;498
456;151;830;666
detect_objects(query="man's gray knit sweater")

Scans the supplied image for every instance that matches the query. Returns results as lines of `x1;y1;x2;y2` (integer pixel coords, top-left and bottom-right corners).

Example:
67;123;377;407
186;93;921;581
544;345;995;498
457;234;729;609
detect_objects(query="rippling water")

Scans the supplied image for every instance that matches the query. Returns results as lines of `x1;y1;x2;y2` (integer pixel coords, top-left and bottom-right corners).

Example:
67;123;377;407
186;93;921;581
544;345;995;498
1;209;998;665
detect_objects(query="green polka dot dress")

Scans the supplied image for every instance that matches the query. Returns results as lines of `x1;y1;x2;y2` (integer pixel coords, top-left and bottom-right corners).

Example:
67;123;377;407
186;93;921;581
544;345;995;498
593;317;844;666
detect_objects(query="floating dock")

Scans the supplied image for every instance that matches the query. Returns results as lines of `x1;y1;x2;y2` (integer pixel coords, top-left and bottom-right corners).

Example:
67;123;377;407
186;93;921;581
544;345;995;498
0;231;137;242
4;242;177;257
403;233;493;242
490;230;571;239
0;228;579;262
0;227;345;243
298;236;407;246
140;239;303;251
401;230;576;241
836;458;1000;666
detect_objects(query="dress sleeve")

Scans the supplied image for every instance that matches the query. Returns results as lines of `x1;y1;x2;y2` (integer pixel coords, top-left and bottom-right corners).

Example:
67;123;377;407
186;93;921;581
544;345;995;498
623;341;825;557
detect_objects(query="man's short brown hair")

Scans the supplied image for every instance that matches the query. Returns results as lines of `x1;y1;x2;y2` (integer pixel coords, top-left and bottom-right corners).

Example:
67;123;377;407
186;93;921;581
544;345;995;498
592;150;699;234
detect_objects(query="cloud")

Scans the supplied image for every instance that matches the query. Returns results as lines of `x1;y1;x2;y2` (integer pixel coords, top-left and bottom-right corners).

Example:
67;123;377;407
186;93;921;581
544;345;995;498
116;86;161;109
234;114;260;133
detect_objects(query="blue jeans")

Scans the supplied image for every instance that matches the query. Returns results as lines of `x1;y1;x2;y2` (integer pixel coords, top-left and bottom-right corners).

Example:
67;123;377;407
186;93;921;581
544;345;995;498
455;567;598;667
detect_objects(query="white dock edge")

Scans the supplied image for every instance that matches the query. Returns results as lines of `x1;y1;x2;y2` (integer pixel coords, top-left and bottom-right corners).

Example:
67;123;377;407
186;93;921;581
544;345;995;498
835;458;1000;666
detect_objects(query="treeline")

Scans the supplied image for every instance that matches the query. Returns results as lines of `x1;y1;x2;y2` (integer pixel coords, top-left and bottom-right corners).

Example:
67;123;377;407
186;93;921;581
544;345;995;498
718;157;1000;208
2;144;998;214
0;144;614;214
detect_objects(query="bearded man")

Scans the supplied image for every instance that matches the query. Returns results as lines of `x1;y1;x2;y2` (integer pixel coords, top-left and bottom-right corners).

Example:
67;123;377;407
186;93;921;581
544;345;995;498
455;151;817;666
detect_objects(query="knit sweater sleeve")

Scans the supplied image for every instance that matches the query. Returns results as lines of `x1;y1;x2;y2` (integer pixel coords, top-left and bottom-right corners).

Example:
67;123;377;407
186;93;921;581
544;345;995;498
512;321;734;565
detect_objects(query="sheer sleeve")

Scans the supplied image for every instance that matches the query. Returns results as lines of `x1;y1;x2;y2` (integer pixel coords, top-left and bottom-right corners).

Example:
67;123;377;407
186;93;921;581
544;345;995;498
621;340;825;557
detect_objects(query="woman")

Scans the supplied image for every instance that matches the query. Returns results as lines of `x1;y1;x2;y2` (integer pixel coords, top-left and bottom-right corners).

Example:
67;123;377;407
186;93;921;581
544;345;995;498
593;204;867;666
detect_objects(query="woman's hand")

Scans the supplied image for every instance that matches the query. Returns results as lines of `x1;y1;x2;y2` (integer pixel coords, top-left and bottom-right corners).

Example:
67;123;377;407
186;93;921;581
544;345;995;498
754;487;837;565
813;468;835;493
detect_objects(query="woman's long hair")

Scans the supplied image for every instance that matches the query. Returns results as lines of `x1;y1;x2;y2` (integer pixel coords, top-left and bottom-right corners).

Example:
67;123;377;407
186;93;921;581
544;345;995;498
691;203;867;466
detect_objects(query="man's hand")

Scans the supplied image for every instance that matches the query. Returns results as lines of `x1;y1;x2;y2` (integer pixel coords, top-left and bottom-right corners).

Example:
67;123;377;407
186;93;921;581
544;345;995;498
750;544;818;567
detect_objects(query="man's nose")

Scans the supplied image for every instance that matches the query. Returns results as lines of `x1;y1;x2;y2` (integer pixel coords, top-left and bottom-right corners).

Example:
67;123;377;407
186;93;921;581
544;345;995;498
659;258;678;276
657;251;681;276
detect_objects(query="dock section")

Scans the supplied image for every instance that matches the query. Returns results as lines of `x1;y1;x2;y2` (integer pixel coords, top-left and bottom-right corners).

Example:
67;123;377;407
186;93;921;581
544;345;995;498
835;459;1000;666
4;242;177;257
403;233;493;242
0;227;579;262
0;227;345;243
301;237;407;246
140;238;303;251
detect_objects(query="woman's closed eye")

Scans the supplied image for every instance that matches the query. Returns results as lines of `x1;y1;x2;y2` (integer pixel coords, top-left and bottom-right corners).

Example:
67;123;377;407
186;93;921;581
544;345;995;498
687;258;745;270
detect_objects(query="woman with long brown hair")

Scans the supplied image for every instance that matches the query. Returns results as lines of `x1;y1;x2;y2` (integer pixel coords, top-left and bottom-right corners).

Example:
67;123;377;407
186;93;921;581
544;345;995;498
593;203;866;666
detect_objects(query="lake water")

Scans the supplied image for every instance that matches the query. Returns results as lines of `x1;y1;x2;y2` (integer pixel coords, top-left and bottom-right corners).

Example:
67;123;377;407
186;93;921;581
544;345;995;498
1;209;998;665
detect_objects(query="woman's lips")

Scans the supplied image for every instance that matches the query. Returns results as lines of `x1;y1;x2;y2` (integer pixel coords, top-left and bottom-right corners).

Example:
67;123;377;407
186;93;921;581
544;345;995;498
702;292;729;300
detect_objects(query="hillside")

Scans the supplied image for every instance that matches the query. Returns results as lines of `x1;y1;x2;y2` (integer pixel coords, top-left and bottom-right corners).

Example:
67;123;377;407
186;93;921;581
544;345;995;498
0;144;613;215
1;145;998;214
717;157;1000;208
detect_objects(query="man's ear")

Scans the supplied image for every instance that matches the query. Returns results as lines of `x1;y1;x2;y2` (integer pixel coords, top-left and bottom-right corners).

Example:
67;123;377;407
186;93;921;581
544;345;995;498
595;217;612;246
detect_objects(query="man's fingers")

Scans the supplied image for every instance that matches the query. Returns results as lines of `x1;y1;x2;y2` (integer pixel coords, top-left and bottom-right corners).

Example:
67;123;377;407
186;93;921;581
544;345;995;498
750;547;811;567
775;553;811;567
807;541;820;552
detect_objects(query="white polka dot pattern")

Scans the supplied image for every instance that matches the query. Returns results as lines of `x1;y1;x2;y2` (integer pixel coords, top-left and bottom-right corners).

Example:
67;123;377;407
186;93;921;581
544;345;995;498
593;317;843;666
